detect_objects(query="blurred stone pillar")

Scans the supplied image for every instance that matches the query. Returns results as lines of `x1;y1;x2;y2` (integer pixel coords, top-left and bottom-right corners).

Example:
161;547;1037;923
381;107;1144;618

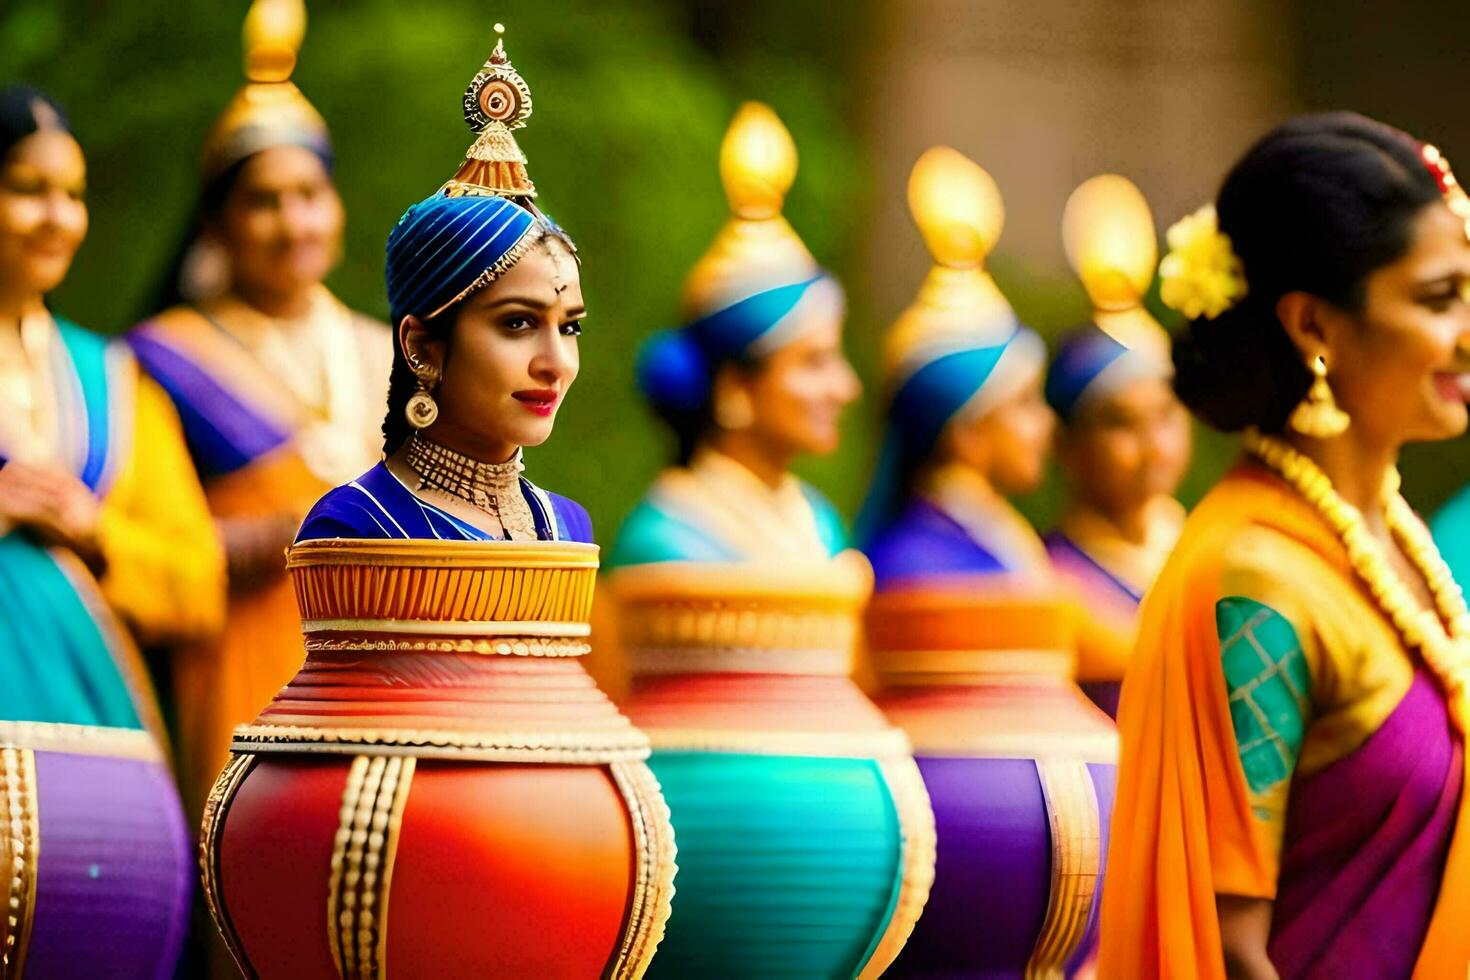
860;0;1298;331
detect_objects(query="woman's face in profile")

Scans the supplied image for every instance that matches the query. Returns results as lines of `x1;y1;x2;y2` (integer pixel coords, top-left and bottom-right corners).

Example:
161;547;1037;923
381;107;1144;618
732;308;862;459
1058;375;1192;514
1328;202;1470;447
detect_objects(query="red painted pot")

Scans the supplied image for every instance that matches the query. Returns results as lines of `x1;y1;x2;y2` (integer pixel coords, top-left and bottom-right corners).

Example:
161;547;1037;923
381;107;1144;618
201;539;675;978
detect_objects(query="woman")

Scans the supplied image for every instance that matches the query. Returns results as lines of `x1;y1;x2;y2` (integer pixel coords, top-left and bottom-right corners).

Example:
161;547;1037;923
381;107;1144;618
1045;174;1191;718
127;0;390;813
858;146;1116;977
295;176;588;542
0;86;223;976
1044;325;1190;718
608;101;859;567
600;103;932;978
858;146;1054;588
199;35;676;977
1099;112;1470;978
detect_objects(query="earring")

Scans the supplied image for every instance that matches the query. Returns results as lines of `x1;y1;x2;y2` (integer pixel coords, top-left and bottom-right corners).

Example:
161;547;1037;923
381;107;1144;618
405;360;439;430
713;390;754;431
1288;354;1350;438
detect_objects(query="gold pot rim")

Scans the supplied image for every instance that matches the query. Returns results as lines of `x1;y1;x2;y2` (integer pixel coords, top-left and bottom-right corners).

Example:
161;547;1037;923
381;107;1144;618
287;537;600;571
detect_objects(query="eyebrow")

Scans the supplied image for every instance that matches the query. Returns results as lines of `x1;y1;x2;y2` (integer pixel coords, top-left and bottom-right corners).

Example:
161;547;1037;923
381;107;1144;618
480;294;554;311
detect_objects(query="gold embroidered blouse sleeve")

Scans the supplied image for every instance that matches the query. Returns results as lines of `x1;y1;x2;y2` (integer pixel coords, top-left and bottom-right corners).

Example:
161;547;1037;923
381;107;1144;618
1212;524;1414;889
97;369;227;646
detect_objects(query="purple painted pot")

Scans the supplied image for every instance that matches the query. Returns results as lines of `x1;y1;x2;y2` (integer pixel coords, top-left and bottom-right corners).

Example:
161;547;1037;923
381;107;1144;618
1;726;191;979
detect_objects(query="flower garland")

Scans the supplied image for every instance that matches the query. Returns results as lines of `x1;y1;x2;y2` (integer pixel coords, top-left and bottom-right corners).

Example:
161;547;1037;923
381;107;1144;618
1243;429;1470;729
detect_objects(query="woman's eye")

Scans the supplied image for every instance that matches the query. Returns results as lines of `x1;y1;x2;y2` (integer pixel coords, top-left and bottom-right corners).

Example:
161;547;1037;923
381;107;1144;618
502;315;535;332
1424;291;1458;311
561;320;583;337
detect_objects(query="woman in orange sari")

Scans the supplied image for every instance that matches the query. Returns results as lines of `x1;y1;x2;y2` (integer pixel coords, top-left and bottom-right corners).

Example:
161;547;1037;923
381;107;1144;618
127;0;389;813
1100;113;1470;978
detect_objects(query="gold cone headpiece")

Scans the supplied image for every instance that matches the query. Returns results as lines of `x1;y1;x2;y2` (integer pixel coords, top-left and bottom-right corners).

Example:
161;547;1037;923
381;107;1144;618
882;146;1015;384
1062;174;1170;360
680;102;820;319
200;0;330;183
443;25;538;201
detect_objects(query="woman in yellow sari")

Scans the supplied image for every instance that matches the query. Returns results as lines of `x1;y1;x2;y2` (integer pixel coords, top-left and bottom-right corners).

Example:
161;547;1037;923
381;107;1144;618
0;85;223;975
1100;113;1470;977
127;0;390;813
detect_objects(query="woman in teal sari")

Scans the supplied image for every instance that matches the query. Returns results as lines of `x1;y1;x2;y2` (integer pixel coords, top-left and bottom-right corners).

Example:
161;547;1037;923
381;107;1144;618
608;103;858;567
0;86;224;976
601;103;933;978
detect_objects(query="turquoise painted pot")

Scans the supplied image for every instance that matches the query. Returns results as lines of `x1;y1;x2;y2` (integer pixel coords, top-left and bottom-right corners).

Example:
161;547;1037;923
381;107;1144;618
608;555;935;978
646;752;904;977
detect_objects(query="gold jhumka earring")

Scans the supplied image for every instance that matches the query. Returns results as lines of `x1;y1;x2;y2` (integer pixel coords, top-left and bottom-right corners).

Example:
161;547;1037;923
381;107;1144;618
405;360;440;429
1288;354;1350;438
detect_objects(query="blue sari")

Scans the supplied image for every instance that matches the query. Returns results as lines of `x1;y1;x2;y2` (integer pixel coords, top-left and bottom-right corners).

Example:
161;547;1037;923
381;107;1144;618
297;461;593;544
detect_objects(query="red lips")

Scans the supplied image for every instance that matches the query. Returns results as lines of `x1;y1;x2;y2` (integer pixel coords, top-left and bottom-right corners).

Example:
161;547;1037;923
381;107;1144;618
512;388;560;417
1433;373;1470;405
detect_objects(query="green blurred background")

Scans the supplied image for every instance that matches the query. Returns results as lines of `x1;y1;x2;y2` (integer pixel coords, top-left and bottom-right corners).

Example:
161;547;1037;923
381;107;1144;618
2;0;1464;540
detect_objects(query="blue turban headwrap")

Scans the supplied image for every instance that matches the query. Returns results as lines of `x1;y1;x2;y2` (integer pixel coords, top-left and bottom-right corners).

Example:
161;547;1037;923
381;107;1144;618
385;193;539;326
636;274;845;414
856;324;1047;542
1044;324;1171;424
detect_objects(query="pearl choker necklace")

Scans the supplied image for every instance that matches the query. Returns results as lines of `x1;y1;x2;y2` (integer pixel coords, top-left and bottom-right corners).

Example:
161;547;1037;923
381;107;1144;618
404;434;537;540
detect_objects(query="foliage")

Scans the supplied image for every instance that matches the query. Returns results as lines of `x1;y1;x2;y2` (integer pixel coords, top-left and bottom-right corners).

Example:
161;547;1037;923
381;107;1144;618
2;0;1460;542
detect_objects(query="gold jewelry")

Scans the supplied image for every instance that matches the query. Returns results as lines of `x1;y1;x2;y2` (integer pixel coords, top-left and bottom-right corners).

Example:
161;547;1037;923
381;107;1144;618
404;360;439;430
1287;355;1350;438
713;390;754;430
403;433;538;539
1243;430;1470;729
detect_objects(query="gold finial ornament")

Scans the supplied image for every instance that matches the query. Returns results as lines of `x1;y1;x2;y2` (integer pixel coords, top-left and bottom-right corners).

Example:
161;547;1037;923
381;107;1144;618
201;0;329;182
1062;174;1170;360
243;0;306;83
681;102;818;319
444;24;538;200
883;146;1013;381
1288;355;1350;438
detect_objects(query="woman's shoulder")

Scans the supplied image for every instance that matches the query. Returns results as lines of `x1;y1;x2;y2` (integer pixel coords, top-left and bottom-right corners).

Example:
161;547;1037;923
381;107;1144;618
795;479;849;556
537;488;594;544
605;491;733;567
864;497;1006;589
296;463;405;541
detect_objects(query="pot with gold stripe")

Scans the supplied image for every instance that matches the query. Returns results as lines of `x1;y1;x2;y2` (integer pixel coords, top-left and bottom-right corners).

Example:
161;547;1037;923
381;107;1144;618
606;553;935;978
200;539;676;978
865;582;1118;978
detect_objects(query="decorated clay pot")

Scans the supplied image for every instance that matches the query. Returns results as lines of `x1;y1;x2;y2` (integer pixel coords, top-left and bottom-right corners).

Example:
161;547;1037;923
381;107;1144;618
200;539;675;978
606;552;934;978
865;581;1118;978
0;723;190;978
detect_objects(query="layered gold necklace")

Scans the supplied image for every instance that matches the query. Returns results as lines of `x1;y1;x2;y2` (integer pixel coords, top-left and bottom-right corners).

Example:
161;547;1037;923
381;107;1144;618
404;433;538;539
1244;430;1470;729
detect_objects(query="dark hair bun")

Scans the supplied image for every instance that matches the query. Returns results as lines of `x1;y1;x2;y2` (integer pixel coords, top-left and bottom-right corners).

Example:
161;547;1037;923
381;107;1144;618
1172;112;1441;432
